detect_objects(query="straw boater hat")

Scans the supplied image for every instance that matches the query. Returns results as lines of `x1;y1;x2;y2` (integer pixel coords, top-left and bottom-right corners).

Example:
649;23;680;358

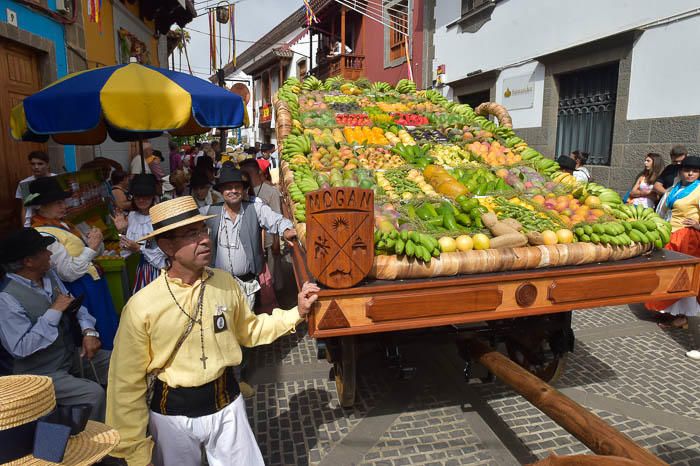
0;375;119;465
138;196;215;241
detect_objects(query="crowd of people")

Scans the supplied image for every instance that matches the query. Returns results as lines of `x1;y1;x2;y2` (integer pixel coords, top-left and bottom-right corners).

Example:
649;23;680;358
2;140;700;465
562;145;700;360
1;140;316;465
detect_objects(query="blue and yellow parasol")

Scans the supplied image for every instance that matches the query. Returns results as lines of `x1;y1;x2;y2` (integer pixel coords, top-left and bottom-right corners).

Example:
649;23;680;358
10;62;245;145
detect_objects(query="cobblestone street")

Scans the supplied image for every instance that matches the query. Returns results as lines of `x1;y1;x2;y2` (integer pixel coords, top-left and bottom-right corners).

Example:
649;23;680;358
246;305;700;465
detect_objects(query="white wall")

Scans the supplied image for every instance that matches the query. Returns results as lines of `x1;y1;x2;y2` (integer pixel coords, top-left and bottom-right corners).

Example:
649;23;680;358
433;0;700;85
494;61;545;128
627;14;700;120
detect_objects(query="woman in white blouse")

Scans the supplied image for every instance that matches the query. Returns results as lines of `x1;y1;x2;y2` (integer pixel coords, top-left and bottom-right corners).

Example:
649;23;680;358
113;174;167;293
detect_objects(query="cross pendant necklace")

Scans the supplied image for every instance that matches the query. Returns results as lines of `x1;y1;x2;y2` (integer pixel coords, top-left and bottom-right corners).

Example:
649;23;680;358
165;271;210;369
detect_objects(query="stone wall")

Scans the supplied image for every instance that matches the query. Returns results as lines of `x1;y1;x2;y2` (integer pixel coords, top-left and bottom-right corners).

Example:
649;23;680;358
512;38;700;194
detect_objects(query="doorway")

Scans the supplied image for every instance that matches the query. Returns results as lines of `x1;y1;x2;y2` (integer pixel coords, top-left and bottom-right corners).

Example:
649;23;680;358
0;39;46;234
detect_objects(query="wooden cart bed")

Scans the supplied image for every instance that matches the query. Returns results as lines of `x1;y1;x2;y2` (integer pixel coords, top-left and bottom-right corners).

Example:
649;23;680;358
288;246;700;338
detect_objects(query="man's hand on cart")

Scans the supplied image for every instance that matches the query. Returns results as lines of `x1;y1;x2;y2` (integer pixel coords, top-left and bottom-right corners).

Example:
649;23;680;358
282;227;298;247
298;281;320;318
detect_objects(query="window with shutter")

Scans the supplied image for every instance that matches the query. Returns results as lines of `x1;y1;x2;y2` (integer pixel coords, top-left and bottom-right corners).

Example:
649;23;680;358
555;63;618;166
384;0;409;65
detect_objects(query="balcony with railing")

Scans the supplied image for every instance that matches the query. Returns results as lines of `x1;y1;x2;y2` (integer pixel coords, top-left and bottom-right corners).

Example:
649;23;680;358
311;53;365;81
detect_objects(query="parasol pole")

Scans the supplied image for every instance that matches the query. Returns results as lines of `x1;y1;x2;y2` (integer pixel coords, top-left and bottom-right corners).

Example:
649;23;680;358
138;138;146;173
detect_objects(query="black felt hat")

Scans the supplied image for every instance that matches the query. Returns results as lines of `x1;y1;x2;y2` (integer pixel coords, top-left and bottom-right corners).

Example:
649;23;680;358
681;156;700;169
129;174;158;197
189;170;212;189
556;156;577;171
0;228;55;264
24;176;70;206
214;163;249;191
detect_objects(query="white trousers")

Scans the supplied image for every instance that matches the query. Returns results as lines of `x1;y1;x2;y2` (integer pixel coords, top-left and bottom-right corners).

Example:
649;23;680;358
149;395;264;466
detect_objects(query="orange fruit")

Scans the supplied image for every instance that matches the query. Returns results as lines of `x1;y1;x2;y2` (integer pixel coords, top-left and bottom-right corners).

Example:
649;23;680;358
542;230;558;245
556;229;574;244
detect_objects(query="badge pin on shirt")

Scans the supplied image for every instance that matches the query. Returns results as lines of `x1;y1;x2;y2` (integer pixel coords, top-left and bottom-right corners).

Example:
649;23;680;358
214;305;228;332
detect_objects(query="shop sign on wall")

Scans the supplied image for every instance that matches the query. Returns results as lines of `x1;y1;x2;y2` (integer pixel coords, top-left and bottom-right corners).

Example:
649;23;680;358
259;104;272;124
502;74;535;110
436;64;446;86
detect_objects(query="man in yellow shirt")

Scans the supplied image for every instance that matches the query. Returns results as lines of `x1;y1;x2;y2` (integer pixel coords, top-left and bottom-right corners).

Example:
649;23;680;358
105;196;319;465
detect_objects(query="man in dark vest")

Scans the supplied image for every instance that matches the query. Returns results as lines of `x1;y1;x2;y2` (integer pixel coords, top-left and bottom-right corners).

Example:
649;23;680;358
0;228;110;421
204;163;296;309
203;163;297;398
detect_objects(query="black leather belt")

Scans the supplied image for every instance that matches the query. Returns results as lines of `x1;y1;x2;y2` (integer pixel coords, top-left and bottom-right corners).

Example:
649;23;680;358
236;272;256;282
150;367;240;418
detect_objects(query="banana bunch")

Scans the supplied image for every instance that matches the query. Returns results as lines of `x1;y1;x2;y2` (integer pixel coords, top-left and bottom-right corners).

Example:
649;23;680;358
323;76;345;90
473;115;497;133
588;204;671;248
551;171;578;188
424;89;448;105
495;126;516;140
370;81;392;94
277;86;300;119
530;157;560;177
451;104;475;118
279;78;301;95
287;182;307;222
504;136;527;149
573;220;667;248
284;77;301;88
586;183;623;205
395;79;416;94
292;167;320;194
301;75;323;91
374;229;440;263
280;134;311;161
520;147;544;161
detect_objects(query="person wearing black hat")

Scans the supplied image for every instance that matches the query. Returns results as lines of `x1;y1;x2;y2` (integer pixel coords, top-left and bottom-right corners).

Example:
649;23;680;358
647;155;700;338
258;143;278;169
556;155;576;175
28;176;119;351
189;169;223;210
203;163;296;309
0;228;111;421
112;174;167;293
202;163;297;398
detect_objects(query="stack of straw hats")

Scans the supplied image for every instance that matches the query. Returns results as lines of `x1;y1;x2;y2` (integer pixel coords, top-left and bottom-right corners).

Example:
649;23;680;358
0;375;119;465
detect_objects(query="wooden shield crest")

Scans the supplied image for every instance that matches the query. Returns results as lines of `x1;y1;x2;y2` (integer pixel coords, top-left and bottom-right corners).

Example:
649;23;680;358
306;188;374;289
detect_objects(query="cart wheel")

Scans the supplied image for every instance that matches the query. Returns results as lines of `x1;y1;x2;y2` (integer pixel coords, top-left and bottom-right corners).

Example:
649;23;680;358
505;335;568;384
333;336;357;409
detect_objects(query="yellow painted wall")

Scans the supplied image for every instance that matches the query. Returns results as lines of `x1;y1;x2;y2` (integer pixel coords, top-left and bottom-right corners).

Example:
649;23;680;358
83;0;116;68
83;0;160;68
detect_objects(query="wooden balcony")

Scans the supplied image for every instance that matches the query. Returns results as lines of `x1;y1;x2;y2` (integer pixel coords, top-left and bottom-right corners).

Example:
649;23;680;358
311;53;365;81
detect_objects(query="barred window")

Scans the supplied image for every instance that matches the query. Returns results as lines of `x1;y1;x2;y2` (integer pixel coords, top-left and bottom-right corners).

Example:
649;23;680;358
555;63;618;166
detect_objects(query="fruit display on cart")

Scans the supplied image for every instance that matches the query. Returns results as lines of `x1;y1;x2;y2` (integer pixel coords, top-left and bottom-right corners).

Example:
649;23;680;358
274;76;670;280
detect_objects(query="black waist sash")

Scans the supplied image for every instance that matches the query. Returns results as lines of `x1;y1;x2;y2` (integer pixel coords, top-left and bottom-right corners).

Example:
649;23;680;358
150;367;240;418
